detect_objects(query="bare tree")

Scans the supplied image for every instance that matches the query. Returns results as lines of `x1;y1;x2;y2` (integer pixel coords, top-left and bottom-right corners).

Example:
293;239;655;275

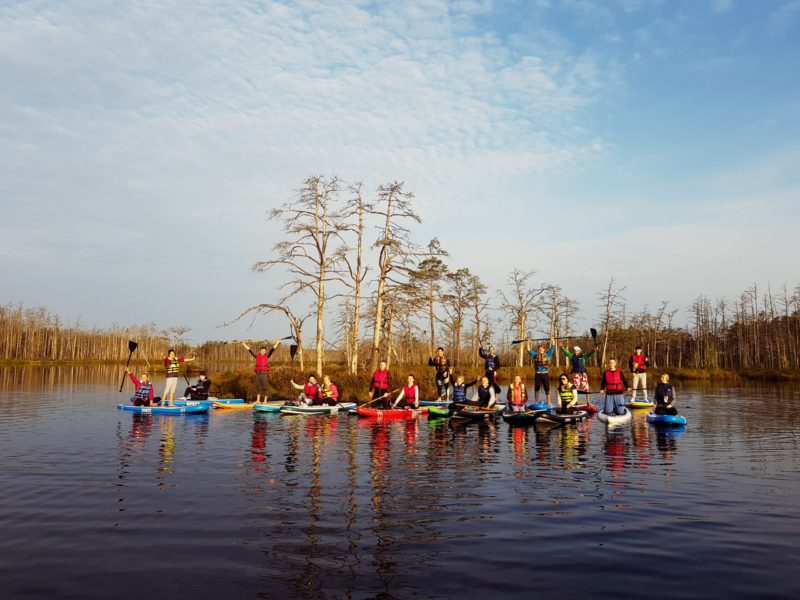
441;267;473;367
367;181;446;371
597;277;627;366
467;273;490;367
500;269;550;366
253;175;346;375
339;182;371;374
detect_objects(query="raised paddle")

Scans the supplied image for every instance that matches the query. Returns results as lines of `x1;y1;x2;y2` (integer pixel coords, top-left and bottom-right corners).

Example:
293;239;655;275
118;340;138;392
511;336;570;344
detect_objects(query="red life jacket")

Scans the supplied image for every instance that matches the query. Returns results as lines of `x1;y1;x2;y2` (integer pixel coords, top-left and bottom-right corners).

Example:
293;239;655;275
631;353;647;372
372;369;390;390
255;353;270;372
304;382;319;399
402;385;417;402
604;370;624;393
508;383;527;406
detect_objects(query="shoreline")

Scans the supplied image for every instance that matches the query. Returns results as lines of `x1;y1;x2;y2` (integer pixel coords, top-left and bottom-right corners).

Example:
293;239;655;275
2;360;798;383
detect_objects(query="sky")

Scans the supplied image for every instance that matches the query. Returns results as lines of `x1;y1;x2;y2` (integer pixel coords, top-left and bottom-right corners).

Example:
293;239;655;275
1;0;799;344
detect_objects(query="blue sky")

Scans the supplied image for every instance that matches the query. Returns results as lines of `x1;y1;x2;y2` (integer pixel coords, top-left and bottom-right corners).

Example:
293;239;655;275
1;0;798;343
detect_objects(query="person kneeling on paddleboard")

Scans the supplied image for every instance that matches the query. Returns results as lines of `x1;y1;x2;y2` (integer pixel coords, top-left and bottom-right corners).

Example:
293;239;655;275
600;359;630;415
557;374;578;413
654;374;678;416
506;375;528;413
126;368;155;406
450;374;477;408
320;375;339;406
470;376;497;409
392;375;420;410
184;371;211;400
290;375;321;406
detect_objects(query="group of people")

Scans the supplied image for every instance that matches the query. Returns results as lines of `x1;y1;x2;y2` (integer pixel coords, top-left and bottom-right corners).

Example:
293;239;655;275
124;338;678;418
125;349;210;407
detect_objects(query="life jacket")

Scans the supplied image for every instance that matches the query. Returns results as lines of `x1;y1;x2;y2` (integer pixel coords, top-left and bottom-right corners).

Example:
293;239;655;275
534;351;550;373
304;382;320;399
255;353;270;372
604;370;624;393
452;383;468;403
507;383;527;406
570;354;586;374
134;381;152;400
558;384;576;404
483;353;497;371
402;385;417;402
371;369;390;390
631;353;648;372
432;356;448;377
476;385;492;407
321;383;338;401
165;357;181;377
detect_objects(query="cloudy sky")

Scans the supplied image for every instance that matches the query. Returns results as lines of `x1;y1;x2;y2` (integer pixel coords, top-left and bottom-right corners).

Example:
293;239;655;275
1;0;799;343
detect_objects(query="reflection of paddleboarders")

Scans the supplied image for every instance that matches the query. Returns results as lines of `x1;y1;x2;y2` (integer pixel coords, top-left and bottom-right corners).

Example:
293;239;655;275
479;343;501;393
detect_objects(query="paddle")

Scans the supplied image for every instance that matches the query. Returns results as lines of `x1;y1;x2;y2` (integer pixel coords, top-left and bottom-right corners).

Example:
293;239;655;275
364;388;402;407
118;340;138;392
511;336;570;344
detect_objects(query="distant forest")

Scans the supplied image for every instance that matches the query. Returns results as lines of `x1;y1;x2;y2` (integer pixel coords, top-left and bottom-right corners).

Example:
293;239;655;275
2;279;798;373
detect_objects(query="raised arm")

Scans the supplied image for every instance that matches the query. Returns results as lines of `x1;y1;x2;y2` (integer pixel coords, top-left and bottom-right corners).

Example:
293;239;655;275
289;380;304;391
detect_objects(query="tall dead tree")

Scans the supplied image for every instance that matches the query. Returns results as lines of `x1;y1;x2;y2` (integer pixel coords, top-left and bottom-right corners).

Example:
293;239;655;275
253;175;345;376
441;267;472;368
367;181;446;371
500;269;550;367
467;273;490;368
597;277;627;367
340;182;371;374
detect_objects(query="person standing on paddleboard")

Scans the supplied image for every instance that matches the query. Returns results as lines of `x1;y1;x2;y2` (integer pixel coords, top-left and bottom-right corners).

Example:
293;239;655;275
479;343;501;394
600;359;631;415
654;374;678;415
560;344;595;393
629;345;650;402
428;347;451;399
126;367;154;406
369;360;392;408
161;349;195;406
527;337;556;403
242;339;281;404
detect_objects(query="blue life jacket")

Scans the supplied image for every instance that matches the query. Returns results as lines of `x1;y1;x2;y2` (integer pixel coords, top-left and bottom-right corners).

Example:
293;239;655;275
477;386;492;407
571;354;586;373
134;382;152;400
452;383;468;402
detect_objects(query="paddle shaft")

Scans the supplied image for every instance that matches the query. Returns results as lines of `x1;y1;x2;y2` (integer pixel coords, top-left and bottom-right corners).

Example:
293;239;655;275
365;388;401;406
118;349;136;392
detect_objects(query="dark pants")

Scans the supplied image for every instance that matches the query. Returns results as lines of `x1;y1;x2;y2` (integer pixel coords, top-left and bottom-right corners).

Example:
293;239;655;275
184;387;208;400
655;404;678;416
534;373;550;397
372;388;390;409
435;377;448;397
133;397;151;407
255;371;269;396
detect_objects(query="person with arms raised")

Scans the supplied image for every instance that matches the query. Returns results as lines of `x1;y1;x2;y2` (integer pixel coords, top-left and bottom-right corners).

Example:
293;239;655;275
479;343;501;393
560;344;596;393
242;339;281;404
528;337;556;403
126;368;155;406
161;349;195;406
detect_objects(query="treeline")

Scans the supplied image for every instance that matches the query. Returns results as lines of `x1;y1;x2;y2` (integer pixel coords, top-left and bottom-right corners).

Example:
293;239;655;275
0;303;188;363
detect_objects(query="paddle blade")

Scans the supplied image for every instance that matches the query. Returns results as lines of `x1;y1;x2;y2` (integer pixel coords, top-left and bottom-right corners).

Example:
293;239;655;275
590;328;597;341
128;340;138;353
290;344;298;359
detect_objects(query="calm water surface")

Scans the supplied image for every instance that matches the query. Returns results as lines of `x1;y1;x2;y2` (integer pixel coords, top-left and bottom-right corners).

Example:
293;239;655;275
1;367;799;599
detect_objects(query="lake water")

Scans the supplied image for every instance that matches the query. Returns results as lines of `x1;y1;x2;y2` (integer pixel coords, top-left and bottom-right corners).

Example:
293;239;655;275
1;367;799;599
